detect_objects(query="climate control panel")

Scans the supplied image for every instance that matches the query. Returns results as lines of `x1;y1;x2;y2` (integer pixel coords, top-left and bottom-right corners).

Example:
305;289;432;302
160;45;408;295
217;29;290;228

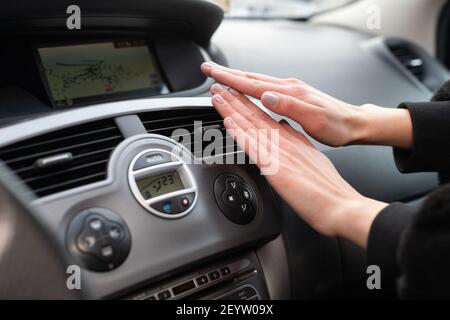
128;149;198;219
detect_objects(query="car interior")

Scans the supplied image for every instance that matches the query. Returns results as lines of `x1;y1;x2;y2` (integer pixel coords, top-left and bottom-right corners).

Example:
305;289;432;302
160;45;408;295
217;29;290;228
0;0;449;300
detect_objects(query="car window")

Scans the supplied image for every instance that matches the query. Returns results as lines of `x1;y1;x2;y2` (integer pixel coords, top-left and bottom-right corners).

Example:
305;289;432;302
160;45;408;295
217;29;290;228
213;0;357;19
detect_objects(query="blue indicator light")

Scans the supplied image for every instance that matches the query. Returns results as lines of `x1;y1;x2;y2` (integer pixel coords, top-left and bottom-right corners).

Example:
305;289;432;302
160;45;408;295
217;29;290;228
162;202;173;213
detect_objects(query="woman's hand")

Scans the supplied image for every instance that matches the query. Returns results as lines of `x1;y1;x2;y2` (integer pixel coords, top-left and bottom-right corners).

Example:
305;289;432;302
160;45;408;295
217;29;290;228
208;82;387;248
201;62;413;149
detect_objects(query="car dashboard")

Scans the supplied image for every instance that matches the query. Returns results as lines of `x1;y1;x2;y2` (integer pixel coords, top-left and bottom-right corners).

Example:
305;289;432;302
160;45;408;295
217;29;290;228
0;0;446;299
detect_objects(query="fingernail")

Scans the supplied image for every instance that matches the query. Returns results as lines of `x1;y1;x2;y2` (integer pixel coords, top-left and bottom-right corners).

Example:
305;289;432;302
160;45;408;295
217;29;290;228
228;87;240;96
211;68;225;75
213;94;225;104
224;117;234;127
212;83;225;92
203;61;217;68
262;92;278;107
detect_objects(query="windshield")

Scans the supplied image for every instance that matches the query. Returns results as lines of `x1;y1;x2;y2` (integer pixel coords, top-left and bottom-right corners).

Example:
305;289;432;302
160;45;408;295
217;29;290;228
215;0;356;19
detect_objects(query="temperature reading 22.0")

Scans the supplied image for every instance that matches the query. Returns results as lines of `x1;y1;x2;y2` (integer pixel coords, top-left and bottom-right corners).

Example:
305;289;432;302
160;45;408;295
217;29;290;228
136;171;184;200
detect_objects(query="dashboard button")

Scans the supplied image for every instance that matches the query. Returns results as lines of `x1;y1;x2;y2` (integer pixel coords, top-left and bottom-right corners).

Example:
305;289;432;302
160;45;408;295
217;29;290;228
89;219;102;231
151;193;195;215
219;286;258;300
100;245;114;259
133;152;173;171
214;174;257;225
109;227;122;240
67;208;131;272
220;267;231;276
162;201;173;213
208;271;221;281
195;275;209;286
157;290;171;300
240;187;252;201
222;190;240;207
226;178;239;190
77;234;97;252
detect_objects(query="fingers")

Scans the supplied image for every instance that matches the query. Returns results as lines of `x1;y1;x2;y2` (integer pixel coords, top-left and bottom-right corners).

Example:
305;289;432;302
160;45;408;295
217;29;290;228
210;84;307;146
261;91;319;119
211;83;272;124
223;114;275;171
201;62;288;85
279;119;314;148
208;68;288;99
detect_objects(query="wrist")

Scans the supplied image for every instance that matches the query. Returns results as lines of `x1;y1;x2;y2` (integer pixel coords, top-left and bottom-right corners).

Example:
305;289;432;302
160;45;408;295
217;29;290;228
349;104;413;148
335;196;388;248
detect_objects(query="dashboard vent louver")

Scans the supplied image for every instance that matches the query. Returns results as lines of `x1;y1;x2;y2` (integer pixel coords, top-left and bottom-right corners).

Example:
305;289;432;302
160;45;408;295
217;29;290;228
139;108;240;159
387;42;425;82
0;119;123;198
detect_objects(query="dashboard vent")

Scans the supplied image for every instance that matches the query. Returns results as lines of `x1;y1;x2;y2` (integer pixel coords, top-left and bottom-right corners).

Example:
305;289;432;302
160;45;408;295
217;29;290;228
387;42;425;82
0;119;123;198
139;108;240;159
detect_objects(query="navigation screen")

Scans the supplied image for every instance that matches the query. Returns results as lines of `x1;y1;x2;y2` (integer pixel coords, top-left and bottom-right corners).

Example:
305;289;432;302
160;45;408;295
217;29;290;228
37;41;166;106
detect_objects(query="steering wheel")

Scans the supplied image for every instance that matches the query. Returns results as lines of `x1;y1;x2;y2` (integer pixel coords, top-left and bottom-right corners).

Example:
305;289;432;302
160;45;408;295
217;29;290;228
0;162;82;299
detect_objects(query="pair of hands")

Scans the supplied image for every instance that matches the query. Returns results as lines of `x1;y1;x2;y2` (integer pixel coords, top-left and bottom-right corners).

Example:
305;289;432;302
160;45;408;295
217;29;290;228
201;62;412;248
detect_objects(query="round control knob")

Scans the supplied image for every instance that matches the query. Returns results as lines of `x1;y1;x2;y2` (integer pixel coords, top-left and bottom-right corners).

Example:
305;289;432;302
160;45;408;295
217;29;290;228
66;208;131;272
213;173;257;225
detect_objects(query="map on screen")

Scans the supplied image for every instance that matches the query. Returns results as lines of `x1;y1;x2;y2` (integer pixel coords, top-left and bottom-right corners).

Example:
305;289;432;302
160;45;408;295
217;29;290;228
38;41;164;106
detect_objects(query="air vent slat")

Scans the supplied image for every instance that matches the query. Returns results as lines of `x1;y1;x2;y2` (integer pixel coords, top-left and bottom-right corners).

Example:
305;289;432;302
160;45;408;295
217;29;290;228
0;118;123;198
139;108;240;159
3;136;122;167
32;172;107;198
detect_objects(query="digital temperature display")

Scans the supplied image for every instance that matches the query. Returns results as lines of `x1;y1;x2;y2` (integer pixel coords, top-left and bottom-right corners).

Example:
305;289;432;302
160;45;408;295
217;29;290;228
136;171;184;200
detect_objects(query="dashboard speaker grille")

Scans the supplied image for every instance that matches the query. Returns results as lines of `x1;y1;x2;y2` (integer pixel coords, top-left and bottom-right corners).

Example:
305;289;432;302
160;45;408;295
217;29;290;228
0;118;123;198
139;108;240;159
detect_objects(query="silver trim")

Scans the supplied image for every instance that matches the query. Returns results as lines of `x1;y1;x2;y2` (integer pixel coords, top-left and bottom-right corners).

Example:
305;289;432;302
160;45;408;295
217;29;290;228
128;148;198;219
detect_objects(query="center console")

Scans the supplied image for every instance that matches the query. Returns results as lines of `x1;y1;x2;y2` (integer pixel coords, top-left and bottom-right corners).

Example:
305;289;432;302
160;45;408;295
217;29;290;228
0;101;285;299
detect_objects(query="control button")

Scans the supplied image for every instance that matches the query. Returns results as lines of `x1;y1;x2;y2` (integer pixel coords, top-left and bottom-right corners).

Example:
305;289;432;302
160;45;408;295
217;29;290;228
109;227;122;240
222;190;240;207
241;188;252;201
157;290;171;300
208;270;221;281
219;286;258;300
66;208;132;272
89;219;102;231
214;174;257;225
220;267;231;276
240;203;249;214
195;275;209;286
227;178;239;190
151;193;196;216
133;152;173;171
78;235;96;252
162;202;173;214
100;246;114;258
181;197;190;207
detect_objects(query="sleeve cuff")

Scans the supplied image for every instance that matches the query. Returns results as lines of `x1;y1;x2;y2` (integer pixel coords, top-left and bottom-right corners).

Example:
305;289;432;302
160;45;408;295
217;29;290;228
393;101;450;173
367;202;418;291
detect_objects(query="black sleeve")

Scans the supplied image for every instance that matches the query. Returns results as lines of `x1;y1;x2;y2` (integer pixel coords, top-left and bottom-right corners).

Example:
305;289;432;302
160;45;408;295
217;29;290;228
393;101;450;173
366;202;418;294
396;184;450;299
367;185;450;299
